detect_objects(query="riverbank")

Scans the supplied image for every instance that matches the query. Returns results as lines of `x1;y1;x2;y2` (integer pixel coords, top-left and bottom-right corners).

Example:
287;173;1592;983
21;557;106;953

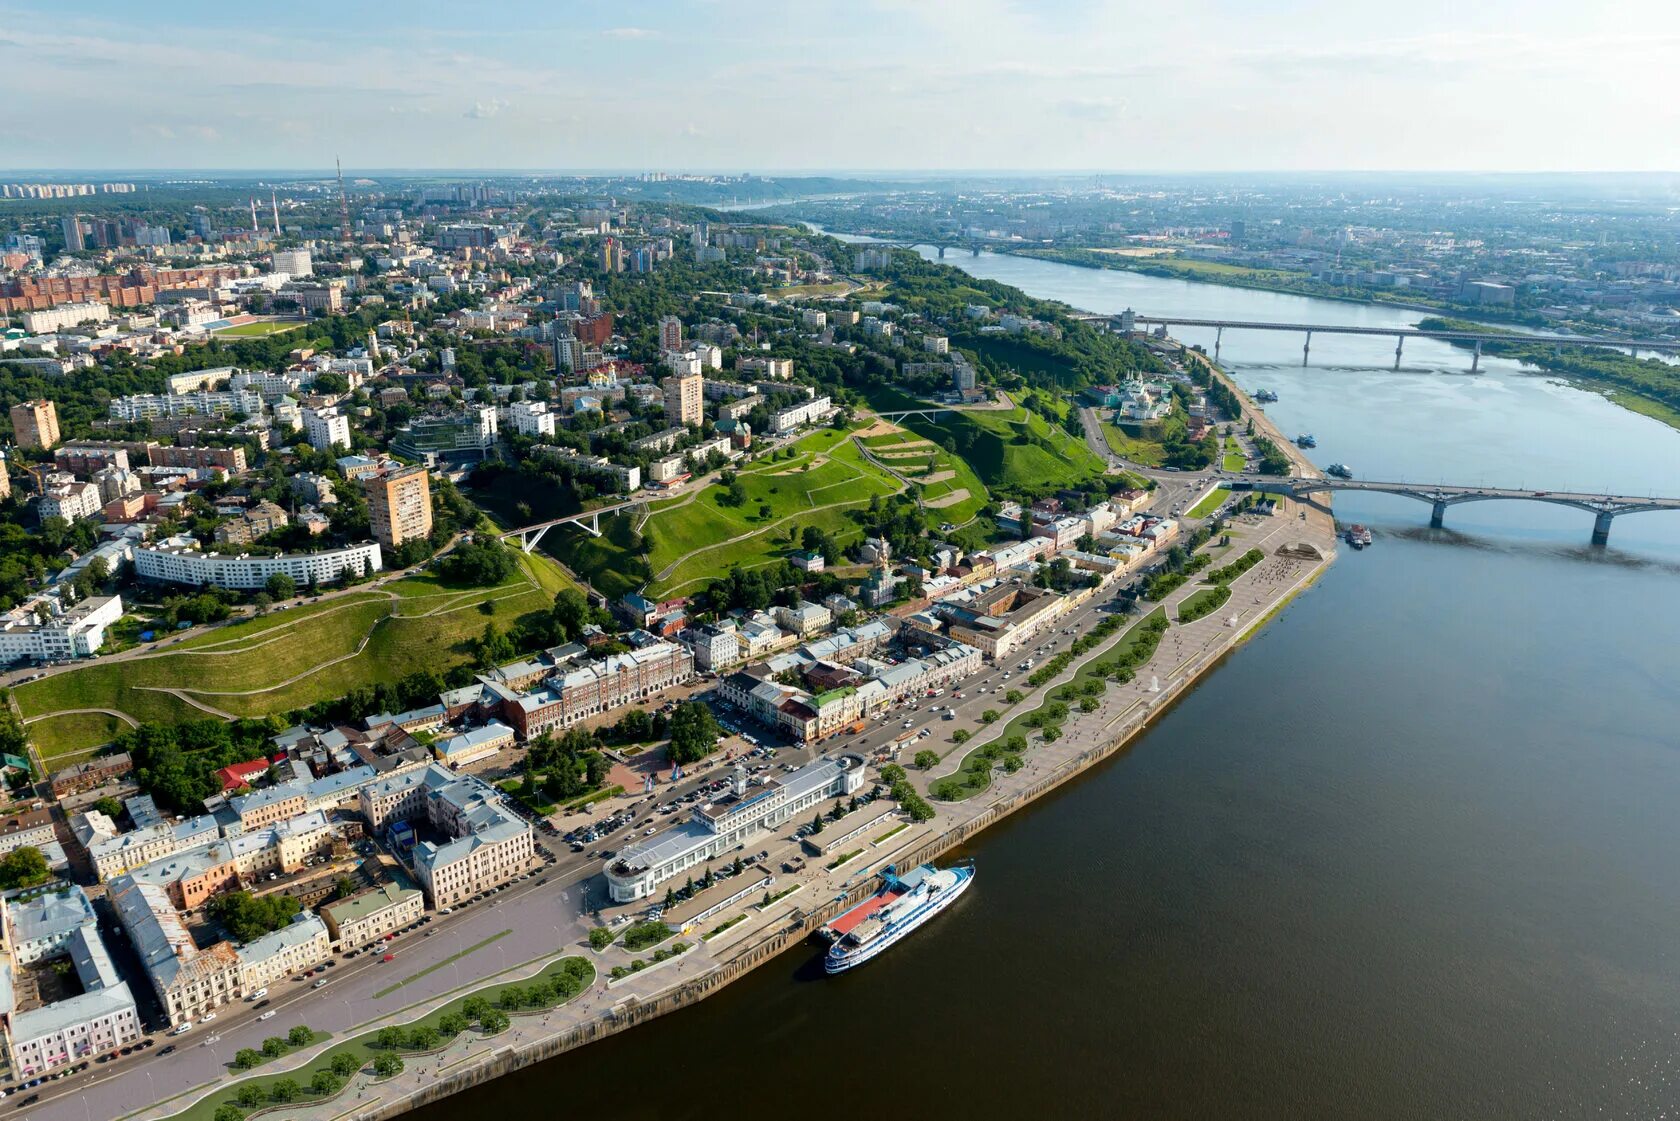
169;463;1335;1121
1002;246;1535;324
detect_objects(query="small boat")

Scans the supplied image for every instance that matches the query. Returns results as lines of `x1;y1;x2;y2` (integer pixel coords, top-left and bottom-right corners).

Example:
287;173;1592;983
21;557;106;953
1255;389;1278;403
821;862;974;974
1326;463;1353;478
1295;433;1317;448
1345;524;1373;549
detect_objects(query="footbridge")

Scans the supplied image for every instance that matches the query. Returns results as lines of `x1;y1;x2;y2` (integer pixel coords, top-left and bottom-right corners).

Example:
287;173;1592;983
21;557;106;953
1229;477;1680;544
499;497;643;553
1072;312;1680;368
874;407;954;424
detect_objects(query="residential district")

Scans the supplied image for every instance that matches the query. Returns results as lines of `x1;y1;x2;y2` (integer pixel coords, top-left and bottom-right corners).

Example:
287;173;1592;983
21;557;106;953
0;174;1336;1120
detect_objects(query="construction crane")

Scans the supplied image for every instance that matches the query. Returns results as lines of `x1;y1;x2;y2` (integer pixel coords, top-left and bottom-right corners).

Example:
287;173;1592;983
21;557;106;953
336;157;352;243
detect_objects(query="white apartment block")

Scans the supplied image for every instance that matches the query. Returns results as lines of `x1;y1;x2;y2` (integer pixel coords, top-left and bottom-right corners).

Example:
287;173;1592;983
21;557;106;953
302;407;352;451
508;399;557;437
0;595;122;664
37;480;101;522
235;913;331;991
770;395;834;435
135;537;382;590
272;248;313;277
21;301;111;334
107;389;264;422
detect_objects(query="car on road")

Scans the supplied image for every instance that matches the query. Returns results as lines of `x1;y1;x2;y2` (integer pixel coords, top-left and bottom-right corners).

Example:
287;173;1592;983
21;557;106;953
313;978;328;988
200;1012;216;1023
382;953;395;963
258;1010;276;1021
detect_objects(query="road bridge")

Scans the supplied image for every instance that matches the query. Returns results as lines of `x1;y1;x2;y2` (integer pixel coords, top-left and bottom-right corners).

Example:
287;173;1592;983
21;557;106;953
1072;312;1680;368
1226;477;1680;544
499;497;643;553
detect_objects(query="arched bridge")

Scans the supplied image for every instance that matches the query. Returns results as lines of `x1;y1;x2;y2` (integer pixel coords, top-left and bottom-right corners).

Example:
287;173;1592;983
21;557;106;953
1229;477;1680;544
498;497;644;553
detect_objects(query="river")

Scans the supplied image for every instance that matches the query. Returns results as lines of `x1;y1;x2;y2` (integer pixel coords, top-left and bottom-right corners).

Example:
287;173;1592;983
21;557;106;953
413;246;1680;1120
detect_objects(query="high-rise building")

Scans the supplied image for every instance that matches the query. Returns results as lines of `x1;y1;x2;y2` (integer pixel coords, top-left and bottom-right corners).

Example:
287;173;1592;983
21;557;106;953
301;407;351;451
658;315;683;352
61;216;85;252
272;248;313;277
363;465;433;549
10;399;61;450
662;373;704;427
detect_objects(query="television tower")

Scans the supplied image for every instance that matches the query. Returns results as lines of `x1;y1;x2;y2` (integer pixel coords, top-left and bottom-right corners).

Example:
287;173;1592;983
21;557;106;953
336;157;352;242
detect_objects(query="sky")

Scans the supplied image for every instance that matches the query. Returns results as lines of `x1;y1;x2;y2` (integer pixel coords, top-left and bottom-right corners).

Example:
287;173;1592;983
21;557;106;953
2;0;1678;173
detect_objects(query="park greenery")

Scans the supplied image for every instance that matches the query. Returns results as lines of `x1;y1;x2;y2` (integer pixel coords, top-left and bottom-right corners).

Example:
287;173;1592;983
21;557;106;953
1178;585;1234;623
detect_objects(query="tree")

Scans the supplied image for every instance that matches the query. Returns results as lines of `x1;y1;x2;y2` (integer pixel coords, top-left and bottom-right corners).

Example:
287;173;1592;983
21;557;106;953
376;1026;405;1050
233;1047;263;1070
329;1052;361;1078
269;1078;299;1103
951;729;971;744
588;926;614;950
93;795;125;819
310;1071;341;1096
0;846;50;890
1005;689;1024;705
809;813;824;835
666;701;721;765
262;1036;286;1058
287;1024;313;1047
913;749;940;770
462;995;490;1021
438;1012;468;1037
372;1053;403;1078
236;1084;266;1108
479;1009;509;1034
409;1026;439;1050
980;709;1000;724
264;572;296;600
209;891;301;943
215;1105;244;1121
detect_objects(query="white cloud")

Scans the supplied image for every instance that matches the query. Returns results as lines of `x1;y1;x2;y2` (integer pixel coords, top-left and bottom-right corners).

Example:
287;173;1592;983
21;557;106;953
602;27;657;40
464;98;510;119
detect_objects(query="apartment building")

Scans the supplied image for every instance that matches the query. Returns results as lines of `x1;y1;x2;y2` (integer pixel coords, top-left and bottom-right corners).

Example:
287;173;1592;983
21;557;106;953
135;538;382;590
492;641;694;739
2;886;141;1077
107;877;242;1028
0;595;122;665
10;399;61;449
235;913;331;991
302;407;351;451
88;815;221;882
320;881;424;950
356;764;533;907
363;465;433;549
662;372;703;426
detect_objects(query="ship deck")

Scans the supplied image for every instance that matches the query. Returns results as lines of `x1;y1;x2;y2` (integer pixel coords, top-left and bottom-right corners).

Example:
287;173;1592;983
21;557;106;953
825;889;903;938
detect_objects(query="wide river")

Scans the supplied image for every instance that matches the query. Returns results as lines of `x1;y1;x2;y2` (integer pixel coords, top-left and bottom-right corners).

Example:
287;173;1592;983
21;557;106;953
415;248;1680;1120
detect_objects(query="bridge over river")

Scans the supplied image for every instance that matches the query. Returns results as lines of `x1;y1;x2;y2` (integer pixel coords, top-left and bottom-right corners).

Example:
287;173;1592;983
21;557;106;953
1071;311;1680;368
1227;477;1680;544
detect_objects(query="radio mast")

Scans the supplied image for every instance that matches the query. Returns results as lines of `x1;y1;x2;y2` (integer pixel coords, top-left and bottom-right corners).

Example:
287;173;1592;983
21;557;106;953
336;157;352;242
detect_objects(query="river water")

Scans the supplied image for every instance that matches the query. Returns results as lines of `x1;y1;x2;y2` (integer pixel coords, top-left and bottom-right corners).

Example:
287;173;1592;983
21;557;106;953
415;248;1680;1120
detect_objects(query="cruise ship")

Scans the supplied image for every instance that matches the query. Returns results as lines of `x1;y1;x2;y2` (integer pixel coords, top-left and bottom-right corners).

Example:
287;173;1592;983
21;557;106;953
1254;389;1279;403
821;862;974;974
1345;524;1373;549
1295;433;1317;448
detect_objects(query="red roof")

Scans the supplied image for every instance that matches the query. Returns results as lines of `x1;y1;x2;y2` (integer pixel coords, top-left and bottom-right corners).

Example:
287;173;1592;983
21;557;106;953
217;756;279;792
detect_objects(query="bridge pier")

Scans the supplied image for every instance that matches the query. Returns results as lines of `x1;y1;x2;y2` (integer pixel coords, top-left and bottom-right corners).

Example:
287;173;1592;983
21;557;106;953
937;246;946;258
1471;340;1482;373
1214;326;1223;362
971;246;979;257
1302;330;1312;367
1430;500;1447;528
1394;335;1404;371
1592;510;1614;546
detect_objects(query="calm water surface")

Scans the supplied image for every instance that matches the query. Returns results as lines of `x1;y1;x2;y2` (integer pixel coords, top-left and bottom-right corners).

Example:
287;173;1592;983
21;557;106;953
415;249;1680;1121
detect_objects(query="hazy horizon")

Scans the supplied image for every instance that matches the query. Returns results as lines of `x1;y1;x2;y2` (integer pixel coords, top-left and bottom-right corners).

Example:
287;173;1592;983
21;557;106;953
4;0;1679;174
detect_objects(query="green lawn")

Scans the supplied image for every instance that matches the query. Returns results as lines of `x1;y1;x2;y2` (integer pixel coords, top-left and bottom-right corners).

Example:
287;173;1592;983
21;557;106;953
15;575;548;756
1102;422;1167;467
164;956;593;1121
22;711;131;760
1221;438;1247;473
1187;488;1228;519
214;320;306;337
865;388;1106;495
936;609;1167;801
1178;586;1233;622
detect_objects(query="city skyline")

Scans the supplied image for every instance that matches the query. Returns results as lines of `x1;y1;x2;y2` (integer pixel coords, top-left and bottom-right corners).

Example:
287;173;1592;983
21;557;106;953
2;0;1678;172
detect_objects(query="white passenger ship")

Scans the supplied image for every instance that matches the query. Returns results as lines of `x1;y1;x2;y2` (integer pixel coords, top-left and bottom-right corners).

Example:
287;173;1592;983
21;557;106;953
821;862;974;974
